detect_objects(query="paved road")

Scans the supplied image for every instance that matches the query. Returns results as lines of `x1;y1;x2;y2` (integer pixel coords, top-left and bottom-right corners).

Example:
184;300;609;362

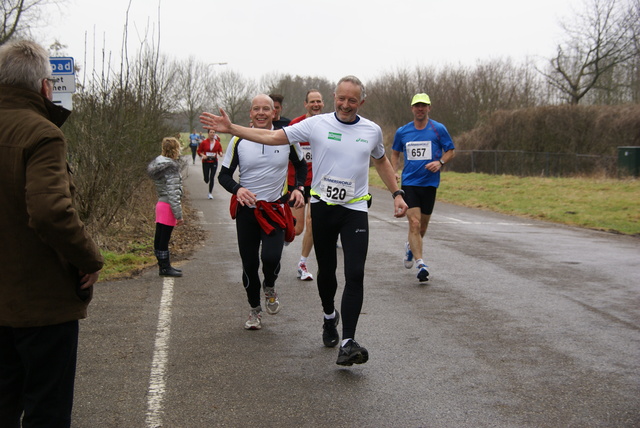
72;159;640;427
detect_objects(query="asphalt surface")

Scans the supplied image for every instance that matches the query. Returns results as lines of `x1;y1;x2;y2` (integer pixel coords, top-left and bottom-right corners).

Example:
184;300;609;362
72;158;640;427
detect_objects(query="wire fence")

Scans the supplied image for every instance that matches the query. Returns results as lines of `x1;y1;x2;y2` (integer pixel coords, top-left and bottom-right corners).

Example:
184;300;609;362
447;150;619;177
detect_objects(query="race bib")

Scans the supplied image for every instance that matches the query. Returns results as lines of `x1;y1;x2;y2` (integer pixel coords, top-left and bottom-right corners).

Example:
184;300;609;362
319;175;355;204
205;152;215;157
301;145;312;162
406;141;432;160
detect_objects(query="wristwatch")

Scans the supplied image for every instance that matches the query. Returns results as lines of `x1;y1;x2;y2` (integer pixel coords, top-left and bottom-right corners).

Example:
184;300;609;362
392;189;405;199
439;159;446;166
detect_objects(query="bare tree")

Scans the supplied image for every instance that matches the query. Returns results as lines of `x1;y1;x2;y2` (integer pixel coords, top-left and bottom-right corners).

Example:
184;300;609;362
366;68;420;130
260;73;334;118
212;69;256;124
175;56;209;131
624;0;640;101
541;0;637;104
0;0;58;45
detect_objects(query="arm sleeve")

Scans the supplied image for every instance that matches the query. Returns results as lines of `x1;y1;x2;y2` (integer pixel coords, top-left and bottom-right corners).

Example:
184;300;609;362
371;126;386;160
437;123;455;151
165;167;183;220
218;138;241;194
218;166;241;194
25;137;104;273
391;127;404;152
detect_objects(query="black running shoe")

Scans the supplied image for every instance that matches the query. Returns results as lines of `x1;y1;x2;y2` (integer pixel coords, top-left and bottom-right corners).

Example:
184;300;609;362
322;310;340;347
336;339;369;366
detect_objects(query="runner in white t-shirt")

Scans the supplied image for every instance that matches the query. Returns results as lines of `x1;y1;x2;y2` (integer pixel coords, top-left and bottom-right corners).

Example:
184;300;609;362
218;94;307;332
201;76;408;366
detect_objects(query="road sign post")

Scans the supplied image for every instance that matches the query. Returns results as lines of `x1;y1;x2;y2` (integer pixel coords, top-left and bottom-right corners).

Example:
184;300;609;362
49;57;76;110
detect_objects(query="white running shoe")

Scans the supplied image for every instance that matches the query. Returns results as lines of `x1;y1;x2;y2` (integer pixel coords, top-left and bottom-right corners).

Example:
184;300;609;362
264;287;281;314
403;242;414;269
207;193;213;200
244;307;262;330
417;263;430;282
297;262;314;281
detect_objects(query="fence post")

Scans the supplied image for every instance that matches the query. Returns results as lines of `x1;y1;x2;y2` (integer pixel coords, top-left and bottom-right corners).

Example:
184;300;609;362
545;152;549;177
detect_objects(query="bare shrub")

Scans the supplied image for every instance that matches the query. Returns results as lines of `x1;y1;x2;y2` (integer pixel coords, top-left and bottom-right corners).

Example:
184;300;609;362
458;104;640;155
63;46;179;249
453;104;640;177
365;60;543;140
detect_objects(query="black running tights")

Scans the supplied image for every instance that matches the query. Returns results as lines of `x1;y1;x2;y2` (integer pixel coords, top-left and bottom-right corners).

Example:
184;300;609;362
202;161;218;193
235;205;285;308
311;202;368;340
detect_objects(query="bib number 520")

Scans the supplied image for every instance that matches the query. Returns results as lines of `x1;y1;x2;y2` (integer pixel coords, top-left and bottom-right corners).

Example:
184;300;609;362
326;186;347;201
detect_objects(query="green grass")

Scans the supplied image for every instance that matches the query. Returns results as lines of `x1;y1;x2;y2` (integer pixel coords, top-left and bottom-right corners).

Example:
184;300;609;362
370;170;640;236
100;242;155;281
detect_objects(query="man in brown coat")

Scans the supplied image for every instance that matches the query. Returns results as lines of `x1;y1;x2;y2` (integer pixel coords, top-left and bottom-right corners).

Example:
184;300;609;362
0;40;104;427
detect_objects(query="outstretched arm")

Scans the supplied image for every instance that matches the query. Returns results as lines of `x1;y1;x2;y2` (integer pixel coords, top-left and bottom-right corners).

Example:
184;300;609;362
200;109;289;146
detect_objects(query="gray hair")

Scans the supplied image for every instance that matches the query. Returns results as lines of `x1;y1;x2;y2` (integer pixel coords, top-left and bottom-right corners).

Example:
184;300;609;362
0;40;51;92
335;75;366;101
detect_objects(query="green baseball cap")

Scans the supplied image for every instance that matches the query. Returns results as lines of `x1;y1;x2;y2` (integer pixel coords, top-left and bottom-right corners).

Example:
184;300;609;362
411;93;431;105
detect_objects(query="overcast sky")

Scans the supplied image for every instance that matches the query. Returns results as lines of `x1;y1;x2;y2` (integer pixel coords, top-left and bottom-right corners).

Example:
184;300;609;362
39;0;581;84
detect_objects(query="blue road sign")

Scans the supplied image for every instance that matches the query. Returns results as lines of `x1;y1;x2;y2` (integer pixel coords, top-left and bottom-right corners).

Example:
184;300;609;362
49;57;74;75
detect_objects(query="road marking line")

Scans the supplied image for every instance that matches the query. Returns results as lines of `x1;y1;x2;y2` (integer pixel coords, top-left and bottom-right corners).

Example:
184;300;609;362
145;277;174;428
371;219;535;226
438;215;467;223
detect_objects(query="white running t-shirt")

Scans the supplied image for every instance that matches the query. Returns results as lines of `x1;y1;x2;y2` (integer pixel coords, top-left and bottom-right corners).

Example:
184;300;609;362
221;136;303;203
283;113;384;212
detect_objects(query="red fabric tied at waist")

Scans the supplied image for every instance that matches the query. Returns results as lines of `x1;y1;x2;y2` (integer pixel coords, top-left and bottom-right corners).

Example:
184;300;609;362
230;195;295;242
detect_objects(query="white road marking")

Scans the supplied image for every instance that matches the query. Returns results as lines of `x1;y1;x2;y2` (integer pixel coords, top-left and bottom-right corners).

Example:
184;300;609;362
371;218;535;226
145;277;174;428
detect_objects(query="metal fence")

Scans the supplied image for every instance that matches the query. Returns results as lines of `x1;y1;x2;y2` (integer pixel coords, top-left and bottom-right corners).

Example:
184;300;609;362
447;150;618;177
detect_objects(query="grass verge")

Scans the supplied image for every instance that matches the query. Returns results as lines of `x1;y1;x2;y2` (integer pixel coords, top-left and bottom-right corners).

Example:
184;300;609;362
101;245;155;280
369;170;640;236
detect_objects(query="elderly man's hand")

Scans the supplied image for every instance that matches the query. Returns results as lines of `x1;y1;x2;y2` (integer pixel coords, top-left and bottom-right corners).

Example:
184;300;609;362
79;271;100;289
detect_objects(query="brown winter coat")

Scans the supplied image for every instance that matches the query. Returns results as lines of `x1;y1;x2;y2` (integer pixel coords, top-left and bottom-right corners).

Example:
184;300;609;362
0;85;104;328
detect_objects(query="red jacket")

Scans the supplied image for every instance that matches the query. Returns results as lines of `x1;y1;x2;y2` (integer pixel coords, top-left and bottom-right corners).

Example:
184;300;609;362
229;196;295;243
197;137;223;163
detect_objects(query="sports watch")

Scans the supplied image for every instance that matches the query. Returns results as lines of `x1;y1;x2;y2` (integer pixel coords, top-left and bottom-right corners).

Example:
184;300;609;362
392;189;405;199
